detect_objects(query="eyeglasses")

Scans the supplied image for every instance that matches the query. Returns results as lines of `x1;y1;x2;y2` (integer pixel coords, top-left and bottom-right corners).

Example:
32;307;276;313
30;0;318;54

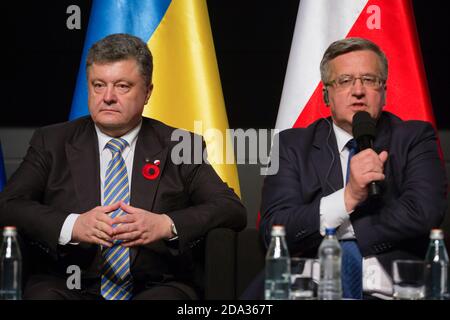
326;74;385;90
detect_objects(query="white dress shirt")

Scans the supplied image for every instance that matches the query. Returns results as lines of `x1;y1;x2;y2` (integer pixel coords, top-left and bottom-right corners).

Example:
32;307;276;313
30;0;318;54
319;122;393;298
58;122;142;245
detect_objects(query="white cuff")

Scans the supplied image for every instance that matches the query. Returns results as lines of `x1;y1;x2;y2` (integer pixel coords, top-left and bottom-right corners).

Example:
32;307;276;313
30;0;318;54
58;213;80;245
319;188;350;236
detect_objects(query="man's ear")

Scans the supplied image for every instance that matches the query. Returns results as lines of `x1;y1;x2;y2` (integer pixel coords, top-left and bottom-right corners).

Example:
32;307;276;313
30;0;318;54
145;83;154;104
323;87;330;106
381;84;387;108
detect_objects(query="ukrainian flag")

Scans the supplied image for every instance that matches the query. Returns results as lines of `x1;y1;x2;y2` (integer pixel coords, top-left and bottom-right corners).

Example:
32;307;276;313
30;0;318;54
70;0;240;196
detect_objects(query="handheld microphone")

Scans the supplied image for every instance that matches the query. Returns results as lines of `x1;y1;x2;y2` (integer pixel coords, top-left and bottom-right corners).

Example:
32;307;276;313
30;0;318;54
352;111;380;197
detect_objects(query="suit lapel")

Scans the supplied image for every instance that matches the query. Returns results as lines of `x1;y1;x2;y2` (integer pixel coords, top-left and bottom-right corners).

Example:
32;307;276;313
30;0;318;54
373;113;391;155
373;113;392;184
66;119;101;212
130;119;169;214
311;119;344;195
129;119;170;265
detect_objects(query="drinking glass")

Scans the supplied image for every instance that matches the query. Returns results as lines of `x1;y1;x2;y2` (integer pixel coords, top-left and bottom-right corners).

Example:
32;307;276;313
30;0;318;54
289;257;316;299
392;259;426;300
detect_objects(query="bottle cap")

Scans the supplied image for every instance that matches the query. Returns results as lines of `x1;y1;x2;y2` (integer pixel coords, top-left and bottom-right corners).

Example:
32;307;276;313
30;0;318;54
430;229;444;240
271;225;286;236
2;226;17;237
325;227;336;235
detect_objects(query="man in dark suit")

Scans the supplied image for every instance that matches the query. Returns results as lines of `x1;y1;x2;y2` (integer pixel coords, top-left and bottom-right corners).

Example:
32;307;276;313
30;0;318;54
0;33;246;300
260;37;447;299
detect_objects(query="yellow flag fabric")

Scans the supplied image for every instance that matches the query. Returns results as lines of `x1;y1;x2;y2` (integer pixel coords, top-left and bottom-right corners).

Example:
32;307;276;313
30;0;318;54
143;0;240;196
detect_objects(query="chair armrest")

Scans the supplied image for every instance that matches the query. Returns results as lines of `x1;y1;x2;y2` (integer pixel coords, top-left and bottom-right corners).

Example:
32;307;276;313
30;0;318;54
235;228;266;298
204;228;237;300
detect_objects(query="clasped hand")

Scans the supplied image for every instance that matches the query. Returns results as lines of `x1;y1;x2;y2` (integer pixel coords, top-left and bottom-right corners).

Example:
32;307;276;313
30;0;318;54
71;201;173;247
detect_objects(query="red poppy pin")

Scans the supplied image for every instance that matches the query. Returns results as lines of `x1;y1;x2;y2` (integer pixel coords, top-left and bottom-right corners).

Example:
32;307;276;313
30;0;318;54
142;159;160;180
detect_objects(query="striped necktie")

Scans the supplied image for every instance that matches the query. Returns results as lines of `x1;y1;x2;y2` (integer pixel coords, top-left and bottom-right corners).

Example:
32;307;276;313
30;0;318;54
100;138;133;300
341;139;363;299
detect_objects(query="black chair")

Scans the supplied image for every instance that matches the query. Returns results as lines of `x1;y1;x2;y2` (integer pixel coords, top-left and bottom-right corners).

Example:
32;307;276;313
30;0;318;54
204;228;265;299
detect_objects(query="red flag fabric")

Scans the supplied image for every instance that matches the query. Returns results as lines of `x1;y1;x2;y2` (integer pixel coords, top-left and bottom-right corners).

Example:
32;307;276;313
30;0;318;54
286;0;435;129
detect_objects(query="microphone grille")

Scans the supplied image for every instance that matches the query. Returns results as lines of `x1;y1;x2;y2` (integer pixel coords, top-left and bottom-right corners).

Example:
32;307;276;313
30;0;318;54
352;111;376;139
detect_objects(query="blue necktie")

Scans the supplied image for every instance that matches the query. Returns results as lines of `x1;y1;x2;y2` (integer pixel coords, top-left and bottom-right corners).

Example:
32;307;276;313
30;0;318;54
341;139;363;299
100;138;133;300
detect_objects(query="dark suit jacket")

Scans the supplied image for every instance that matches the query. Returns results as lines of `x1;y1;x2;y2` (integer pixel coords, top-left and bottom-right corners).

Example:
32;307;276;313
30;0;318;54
0;116;246;297
260;111;447;275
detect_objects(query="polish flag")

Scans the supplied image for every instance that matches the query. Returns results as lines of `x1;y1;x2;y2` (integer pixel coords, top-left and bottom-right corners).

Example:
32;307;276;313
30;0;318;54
276;0;436;131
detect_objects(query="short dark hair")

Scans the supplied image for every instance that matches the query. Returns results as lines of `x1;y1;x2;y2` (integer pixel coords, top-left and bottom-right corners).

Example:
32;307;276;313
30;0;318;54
320;37;388;84
86;33;153;86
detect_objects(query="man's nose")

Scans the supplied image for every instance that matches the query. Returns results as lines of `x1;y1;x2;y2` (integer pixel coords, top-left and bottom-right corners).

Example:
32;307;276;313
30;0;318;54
103;85;117;104
351;78;366;98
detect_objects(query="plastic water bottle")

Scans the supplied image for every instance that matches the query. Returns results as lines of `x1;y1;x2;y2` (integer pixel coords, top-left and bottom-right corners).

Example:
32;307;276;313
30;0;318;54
425;229;448;299
265;225;290;300
318;227;342;300
0;226;22;300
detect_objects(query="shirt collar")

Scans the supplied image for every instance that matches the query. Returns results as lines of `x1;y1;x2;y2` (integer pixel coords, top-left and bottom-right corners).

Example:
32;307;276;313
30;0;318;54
95;120;142;152
332;122;354;153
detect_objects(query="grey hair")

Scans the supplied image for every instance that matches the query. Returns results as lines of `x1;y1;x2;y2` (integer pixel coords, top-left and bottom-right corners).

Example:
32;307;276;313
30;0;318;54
86;33;153;87
320;37;388;85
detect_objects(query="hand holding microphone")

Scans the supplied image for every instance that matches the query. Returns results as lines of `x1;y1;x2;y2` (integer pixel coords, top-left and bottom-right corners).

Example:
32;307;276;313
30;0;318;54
352;111;386;197
344;111;388;211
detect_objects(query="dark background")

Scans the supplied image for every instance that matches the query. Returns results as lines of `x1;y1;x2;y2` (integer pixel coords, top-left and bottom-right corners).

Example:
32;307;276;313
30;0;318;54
7;0;449;129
